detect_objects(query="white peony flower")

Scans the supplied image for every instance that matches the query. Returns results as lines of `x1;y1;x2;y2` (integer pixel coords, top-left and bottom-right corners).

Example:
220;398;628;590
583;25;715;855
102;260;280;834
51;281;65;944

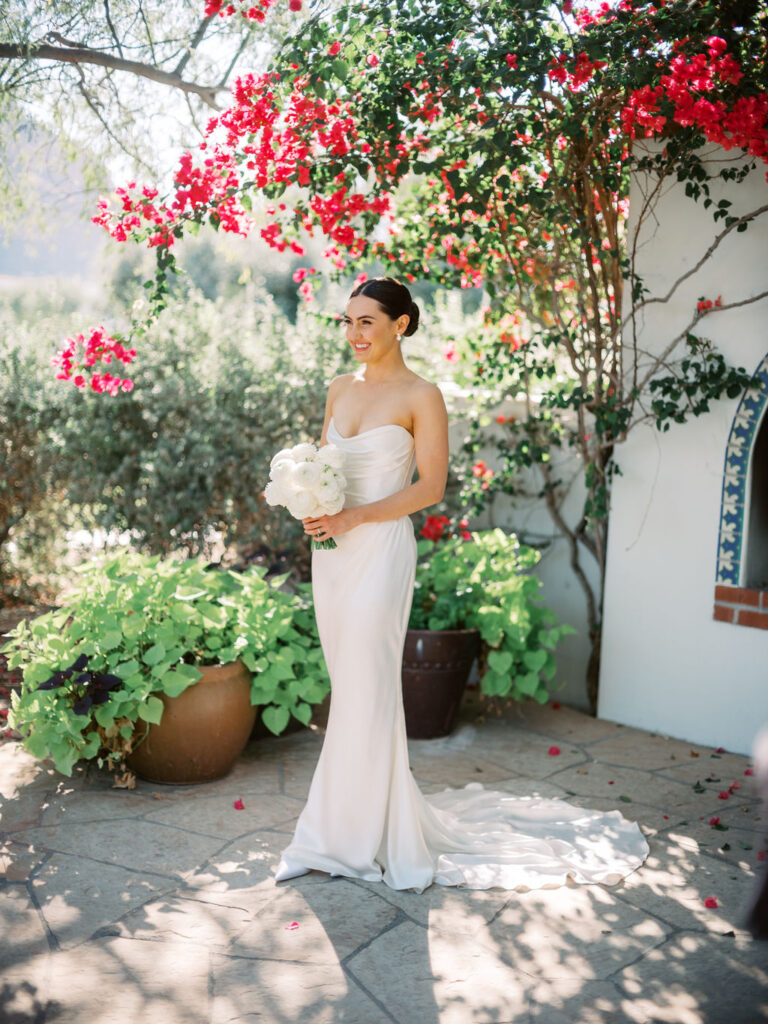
289;442;317;461
264;480;288;506
294;461;322;488
287;490;318;519
320;493;344;515
270;458;296;485
315;444;345;468
270;447;295;469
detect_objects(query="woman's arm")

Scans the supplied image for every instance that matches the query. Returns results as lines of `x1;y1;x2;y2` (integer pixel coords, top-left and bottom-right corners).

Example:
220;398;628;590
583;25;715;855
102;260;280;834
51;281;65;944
304;383;448;540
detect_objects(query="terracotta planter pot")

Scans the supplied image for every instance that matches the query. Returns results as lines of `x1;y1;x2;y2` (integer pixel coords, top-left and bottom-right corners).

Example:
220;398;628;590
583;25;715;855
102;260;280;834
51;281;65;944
127;658;256;784
401;629;480;739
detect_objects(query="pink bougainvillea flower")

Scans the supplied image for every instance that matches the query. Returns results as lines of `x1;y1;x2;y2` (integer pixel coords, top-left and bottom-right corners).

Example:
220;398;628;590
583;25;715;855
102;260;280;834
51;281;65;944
289;0;302;10
745;768;755;776
367;53;379;68
505;54;518;69
709;816;720;826
717;791;730;800
704;897;719;909
233;798;245;810
728;782;740;793
548;746;561;756
328;41;342;56
285;920;299;930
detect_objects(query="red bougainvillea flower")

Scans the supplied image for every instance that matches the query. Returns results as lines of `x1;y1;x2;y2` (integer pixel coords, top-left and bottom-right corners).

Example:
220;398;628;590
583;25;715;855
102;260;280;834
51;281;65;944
745;768;755;776
704;897;719;909
52;327;136;395
709;816;720;826
548;746;561;756
328;41;342;56
505;54;518;70
233;798;245;810
717;791;730;800
420;514;450;541
289;0;302;10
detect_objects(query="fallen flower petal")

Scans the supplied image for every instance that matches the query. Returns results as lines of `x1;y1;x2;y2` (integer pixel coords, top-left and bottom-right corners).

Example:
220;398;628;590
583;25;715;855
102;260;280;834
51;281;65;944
745;768;755;776
704;897;719;909
663;814;669;819
548;746;560;756
551;701;561;709
709;816;720;826
715;746;725;754
728;782;740;793
233;798;245;810
285;921;299;930
718;791;730;800
758;851;766;861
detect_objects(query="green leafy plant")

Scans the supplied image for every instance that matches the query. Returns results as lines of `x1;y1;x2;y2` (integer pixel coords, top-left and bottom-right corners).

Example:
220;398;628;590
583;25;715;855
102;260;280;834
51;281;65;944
1;550;329;778
409;529;574;704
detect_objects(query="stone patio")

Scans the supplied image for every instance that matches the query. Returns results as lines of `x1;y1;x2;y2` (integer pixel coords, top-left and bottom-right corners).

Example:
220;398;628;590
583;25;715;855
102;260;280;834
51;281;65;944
1;693;766;1024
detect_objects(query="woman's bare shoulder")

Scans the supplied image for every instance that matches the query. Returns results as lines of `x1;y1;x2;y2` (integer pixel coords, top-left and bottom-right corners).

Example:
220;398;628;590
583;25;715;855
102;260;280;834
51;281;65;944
327;373;355;396
407;374;446;407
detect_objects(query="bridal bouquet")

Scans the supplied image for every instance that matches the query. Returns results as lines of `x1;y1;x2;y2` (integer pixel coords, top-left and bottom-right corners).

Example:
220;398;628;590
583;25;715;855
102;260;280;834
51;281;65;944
264;442;346;550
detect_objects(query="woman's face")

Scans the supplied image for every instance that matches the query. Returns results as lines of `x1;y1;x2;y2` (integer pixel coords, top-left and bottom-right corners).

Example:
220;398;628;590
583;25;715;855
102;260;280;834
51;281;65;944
343;295;404;363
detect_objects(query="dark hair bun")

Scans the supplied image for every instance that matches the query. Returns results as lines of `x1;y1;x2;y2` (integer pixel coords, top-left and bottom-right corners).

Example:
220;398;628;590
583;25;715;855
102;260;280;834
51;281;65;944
404;301;420;337
349;276;420;337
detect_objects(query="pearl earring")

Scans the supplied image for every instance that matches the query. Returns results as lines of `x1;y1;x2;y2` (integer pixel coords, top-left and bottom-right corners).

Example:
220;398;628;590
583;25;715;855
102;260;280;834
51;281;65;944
396;333;402;341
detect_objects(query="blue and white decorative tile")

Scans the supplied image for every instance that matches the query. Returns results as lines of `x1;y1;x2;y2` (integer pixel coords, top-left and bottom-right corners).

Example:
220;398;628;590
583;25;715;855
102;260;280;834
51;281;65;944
715;352;768;586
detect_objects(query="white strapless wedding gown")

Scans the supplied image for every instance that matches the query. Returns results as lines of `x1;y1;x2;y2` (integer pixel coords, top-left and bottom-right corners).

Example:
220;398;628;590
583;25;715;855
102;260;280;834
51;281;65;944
274;418;649;892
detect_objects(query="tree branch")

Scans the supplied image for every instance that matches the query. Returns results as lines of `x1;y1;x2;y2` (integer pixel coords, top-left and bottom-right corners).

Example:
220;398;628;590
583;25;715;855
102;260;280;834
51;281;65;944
0;41;223;108
173;15;215;78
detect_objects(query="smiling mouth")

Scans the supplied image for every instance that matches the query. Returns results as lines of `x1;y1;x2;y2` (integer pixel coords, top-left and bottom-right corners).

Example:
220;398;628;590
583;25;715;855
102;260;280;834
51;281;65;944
352;343;370;351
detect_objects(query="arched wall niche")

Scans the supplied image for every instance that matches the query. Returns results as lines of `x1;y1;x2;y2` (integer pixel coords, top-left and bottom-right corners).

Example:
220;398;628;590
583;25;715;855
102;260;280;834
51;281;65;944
713;352;768;629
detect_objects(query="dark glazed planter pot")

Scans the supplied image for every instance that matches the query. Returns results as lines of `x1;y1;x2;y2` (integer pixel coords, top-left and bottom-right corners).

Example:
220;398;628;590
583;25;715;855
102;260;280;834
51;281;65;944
401;629;480;739
127;658;256;784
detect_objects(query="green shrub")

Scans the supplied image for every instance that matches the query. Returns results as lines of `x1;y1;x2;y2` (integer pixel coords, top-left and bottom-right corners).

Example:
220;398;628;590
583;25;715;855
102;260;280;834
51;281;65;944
409;529;575;703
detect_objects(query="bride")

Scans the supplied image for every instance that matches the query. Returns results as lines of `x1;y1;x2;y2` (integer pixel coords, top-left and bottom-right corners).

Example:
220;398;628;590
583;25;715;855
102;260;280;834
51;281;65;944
274;276;649;892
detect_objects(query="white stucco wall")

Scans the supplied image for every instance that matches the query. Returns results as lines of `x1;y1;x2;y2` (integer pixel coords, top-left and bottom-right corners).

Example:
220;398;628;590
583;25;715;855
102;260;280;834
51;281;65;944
598;146;768;754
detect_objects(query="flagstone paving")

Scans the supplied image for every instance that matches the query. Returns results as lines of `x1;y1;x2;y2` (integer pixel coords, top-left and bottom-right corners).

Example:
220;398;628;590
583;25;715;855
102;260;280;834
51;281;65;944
1;694;767;1024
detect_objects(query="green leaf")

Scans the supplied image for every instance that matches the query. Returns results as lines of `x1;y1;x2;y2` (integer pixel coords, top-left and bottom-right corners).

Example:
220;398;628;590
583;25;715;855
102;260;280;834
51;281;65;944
138;695;164;725
522;649;547;673
487;649;513;674
143;642;166;667
261;705;290;735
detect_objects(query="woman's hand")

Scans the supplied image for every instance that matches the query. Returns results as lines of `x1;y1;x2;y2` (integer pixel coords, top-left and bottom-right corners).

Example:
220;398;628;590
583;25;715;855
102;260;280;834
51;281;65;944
302;508;358;542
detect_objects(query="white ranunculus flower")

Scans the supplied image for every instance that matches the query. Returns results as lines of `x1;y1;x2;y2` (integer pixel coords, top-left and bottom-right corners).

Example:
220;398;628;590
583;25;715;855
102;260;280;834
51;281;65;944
289;442;317;461
294;461;322;488
317;472;344;497
320;493;344;515
315;444;345;468
270;447;295;469
270;458;296;485
264;480;288;506
287;490;318;519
